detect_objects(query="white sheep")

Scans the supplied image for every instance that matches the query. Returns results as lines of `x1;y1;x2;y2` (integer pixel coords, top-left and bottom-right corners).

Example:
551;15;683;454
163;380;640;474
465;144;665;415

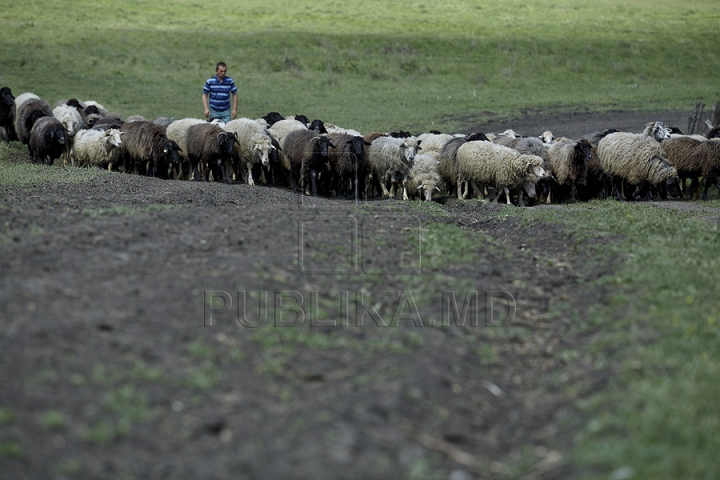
323;122;363;137
417;132;455;161
367;135;421;200
71;128;123;169
407;153;443;201
53;104;83;137
269;118;307;140
456;140;545;206
224;118;276;185
596;127;679;201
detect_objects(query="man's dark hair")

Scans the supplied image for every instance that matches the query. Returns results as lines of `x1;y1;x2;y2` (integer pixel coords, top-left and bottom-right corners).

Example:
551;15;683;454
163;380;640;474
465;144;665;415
216;62;227;71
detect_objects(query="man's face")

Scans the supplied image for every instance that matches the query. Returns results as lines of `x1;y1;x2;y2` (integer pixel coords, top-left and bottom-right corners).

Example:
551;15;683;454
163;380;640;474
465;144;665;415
216;66;227;81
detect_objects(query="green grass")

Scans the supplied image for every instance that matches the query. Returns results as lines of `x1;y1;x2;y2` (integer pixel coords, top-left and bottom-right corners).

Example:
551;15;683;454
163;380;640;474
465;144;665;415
502;200;720;479
1;0;719;133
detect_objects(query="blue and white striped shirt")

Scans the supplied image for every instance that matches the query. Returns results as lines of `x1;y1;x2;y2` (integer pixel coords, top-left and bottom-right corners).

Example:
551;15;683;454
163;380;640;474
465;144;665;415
203;76;238;112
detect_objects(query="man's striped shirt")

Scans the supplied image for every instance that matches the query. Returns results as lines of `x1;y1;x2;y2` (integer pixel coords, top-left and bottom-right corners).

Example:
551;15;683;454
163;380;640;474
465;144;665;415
203;76;238;112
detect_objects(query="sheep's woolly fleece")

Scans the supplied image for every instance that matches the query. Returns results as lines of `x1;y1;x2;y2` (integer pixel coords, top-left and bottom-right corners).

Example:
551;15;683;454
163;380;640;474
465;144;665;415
456;140;544;188
661;135;720;179
224;118;274;168
597;132;677;186
407;152;443;199
71;128;123;167
547;138;587;185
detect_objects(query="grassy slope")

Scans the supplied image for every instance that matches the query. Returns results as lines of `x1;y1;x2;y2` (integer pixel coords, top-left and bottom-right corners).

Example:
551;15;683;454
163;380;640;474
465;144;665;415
1;0;719;132
506;202;720;479
2;1;720;478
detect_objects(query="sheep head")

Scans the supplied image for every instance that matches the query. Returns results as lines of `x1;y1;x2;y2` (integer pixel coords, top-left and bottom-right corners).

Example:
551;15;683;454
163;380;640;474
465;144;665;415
105;129;123;149
0;87;14;107
575;138;593;162
217;131;236;158
163;139;181;165
401;137;420;164
644;121;671;142
539;130;555;144
416;182;441;202
253;142;271;167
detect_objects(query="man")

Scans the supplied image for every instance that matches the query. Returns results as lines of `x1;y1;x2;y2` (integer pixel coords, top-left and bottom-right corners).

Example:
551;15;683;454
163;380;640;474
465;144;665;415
202;62;238;123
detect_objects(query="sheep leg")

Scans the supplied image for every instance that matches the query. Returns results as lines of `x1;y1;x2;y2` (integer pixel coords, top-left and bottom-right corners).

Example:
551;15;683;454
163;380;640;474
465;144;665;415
456;178;463;199
311;169;318;196
611;177;624;201
245;162;255;186
502;187;511;205
570;184;577;204
470;180;483;199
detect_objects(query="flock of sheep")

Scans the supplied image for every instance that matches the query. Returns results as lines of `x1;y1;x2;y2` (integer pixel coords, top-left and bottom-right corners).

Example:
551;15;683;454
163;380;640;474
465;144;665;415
2;86;720;205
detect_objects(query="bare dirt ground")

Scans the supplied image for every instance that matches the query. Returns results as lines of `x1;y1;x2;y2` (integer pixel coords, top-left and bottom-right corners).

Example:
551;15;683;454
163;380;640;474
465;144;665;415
0;110;707;479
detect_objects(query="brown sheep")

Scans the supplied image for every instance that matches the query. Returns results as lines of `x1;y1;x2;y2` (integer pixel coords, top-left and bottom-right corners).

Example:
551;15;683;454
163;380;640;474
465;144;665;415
662;136;720;200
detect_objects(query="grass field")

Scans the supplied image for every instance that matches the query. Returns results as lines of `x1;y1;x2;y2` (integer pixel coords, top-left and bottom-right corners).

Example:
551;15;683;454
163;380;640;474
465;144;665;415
1;0;720;132
2;1;720;478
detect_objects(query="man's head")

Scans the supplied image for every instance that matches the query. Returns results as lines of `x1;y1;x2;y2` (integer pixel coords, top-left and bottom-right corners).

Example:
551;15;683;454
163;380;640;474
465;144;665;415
215;62;228;81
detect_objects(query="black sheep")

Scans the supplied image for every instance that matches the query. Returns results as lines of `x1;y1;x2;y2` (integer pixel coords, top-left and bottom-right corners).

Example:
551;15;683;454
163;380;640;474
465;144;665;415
28;117;67;165
14;98;53;145
120;121;181;178
0;86;17;143
186;123;238;182
261;111;284;126
280;129;336;196
327;133;370;200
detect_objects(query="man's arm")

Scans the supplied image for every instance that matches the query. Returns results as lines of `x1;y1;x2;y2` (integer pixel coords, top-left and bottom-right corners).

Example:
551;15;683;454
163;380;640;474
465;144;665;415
231;92;238;119
202;93;210;118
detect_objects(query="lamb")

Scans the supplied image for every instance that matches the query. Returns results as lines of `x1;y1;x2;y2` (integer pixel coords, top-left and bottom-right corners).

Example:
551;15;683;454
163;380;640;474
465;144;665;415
547;138;593;203
661;136;720;200
14;95;53;145
456;140;545;206
28;116;67;165
223;118;277;185
71;128;123;169
596;128;679;201
327;133;370;200
0;86;17;143
407;153;443;201
185;123;238;182
367;135;421;200
166;118;208;179
120;120;181;179
279;129;335;196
